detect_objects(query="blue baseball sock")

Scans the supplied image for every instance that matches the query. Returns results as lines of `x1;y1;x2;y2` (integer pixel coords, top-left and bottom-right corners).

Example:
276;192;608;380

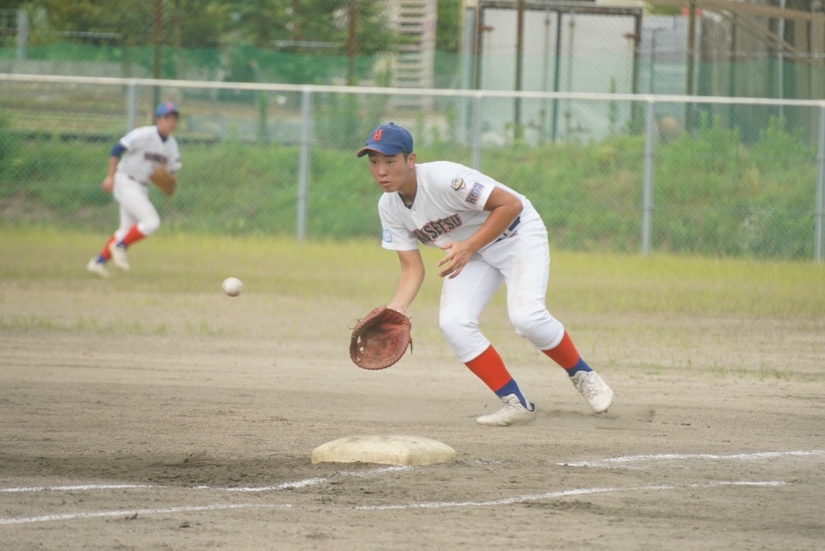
566;358;593;376
495;378;532;409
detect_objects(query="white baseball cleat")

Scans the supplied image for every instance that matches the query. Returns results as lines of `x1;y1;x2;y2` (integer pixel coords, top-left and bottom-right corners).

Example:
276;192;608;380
108;242;130;271
86;257;110;278
571;371;614;413
476;394;537;426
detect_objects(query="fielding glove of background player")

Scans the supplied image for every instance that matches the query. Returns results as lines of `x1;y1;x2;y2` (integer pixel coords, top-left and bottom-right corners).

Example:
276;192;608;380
349;306;412;370
149;165;178;196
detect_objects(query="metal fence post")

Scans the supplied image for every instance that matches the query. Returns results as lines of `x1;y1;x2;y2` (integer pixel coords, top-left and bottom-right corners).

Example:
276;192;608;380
458;7;476;146
16;9;27;61
297;87;313;243
472;92;483;170
642;99;655;256
815;104;825;262
126;81;137;131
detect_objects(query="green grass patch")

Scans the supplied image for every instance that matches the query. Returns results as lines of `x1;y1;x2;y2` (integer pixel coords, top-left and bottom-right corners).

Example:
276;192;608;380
1;226;823;317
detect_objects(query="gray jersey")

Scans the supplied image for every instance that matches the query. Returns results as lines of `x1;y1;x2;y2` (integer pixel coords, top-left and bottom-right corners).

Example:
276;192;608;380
378;161;541;251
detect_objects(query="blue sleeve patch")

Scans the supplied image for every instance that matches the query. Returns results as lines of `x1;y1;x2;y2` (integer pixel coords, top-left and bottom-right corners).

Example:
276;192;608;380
382;229;392;243
111;143;127;158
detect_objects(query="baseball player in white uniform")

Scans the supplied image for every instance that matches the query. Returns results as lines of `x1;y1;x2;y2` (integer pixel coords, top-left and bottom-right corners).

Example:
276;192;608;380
87;102;182;277
357;123;614;426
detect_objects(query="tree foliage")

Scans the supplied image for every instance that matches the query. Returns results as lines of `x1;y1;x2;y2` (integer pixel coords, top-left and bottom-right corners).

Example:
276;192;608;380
26;0;394;54
436;0;462;53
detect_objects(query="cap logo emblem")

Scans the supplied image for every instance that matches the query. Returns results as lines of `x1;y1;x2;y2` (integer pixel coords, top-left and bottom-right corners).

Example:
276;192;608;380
373;129;384;141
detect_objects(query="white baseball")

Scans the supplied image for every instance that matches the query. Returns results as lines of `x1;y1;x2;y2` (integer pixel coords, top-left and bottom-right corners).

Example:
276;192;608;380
222;277;243;297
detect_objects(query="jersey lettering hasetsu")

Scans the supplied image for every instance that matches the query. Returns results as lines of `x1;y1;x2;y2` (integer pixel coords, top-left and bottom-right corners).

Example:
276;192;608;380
116;126;182;183
378;161;541;251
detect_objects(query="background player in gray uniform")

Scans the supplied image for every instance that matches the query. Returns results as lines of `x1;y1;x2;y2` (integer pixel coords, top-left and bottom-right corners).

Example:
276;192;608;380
357;122;614;426
87;102;182;277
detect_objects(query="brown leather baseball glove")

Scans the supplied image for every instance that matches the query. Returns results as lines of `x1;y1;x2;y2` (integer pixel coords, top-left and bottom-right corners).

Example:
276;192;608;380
149;165;177;196
349;306;412;370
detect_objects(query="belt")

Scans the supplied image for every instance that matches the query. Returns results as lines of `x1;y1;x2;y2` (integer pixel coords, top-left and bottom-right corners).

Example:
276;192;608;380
493;216;521;243
127;174;149;186
507;216;521;232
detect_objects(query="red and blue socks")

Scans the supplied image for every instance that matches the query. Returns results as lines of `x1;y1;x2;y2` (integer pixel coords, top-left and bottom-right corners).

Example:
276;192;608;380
94;235;117;264
542;331;593;376
119;224;146;247
96;225;146;264
464;333;591;407
465;345;531;409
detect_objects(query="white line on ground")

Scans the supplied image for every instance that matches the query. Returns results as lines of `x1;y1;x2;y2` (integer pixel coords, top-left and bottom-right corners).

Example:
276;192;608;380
0;503;287;526
0;484;156;494
0;479;328;494
354;481;787;510
0;480;786;525
0;466;412;495
0;481;786;524
213;477;327;491
0;453;805;524
558;449;825;468
340;466;412;477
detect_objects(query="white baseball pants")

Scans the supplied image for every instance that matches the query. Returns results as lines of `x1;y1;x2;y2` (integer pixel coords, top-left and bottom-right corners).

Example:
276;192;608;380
112;173;161;240
439;217;566;363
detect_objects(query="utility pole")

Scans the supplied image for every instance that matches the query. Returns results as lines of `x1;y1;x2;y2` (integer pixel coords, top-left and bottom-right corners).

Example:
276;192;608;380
514;0;525;142
346;0;359;142
16;8;27;61
153;0;163;108
347;0;358;86
685;0;696;132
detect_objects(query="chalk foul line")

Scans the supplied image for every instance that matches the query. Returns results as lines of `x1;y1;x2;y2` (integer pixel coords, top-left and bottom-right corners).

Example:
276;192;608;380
558;449;825;468
0;454;808;524
1;465;411;495
0;503;287;526
354;481;787;510
1;481;786;523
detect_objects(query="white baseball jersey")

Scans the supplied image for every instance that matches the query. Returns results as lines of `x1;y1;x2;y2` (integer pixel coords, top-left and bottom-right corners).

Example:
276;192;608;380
378;160;565;362
116;125;182;183
379;161;541;251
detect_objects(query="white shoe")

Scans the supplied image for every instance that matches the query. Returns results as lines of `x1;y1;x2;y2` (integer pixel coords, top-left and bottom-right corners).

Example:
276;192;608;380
86;257;110;278
476;394;537;426
571;371;614;413
108;242;130;270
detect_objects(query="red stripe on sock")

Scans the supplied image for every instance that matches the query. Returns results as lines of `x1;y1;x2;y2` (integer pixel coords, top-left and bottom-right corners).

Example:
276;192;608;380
465;346;513;393
121;225;146;247
99;235;117;260
541;331;580;369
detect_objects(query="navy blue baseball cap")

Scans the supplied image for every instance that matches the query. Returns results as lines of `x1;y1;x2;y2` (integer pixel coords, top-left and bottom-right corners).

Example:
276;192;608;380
356;122;413;157
155;102;179;117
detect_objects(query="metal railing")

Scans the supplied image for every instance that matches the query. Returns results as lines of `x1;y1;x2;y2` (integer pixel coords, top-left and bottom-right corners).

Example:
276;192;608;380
1;73;823;262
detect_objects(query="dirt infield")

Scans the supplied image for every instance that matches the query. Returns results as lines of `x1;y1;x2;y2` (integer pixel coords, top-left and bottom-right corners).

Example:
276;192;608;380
1;284;824;550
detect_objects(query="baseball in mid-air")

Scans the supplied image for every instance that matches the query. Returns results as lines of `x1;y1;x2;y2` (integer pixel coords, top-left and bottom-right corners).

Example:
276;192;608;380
222;277;243;297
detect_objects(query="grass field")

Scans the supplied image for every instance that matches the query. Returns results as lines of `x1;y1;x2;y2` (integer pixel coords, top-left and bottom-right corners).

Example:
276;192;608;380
2;226;823;316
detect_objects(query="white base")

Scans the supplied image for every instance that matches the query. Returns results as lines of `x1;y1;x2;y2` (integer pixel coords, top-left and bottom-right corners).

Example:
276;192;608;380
311;435;456;466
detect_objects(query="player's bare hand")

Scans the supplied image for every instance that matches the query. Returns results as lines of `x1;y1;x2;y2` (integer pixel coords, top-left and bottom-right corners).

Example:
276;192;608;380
101;175;115;193
437;241;474;279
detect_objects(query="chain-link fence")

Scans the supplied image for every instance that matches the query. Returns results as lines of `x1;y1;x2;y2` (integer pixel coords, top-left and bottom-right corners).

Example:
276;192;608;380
1;73;824;262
